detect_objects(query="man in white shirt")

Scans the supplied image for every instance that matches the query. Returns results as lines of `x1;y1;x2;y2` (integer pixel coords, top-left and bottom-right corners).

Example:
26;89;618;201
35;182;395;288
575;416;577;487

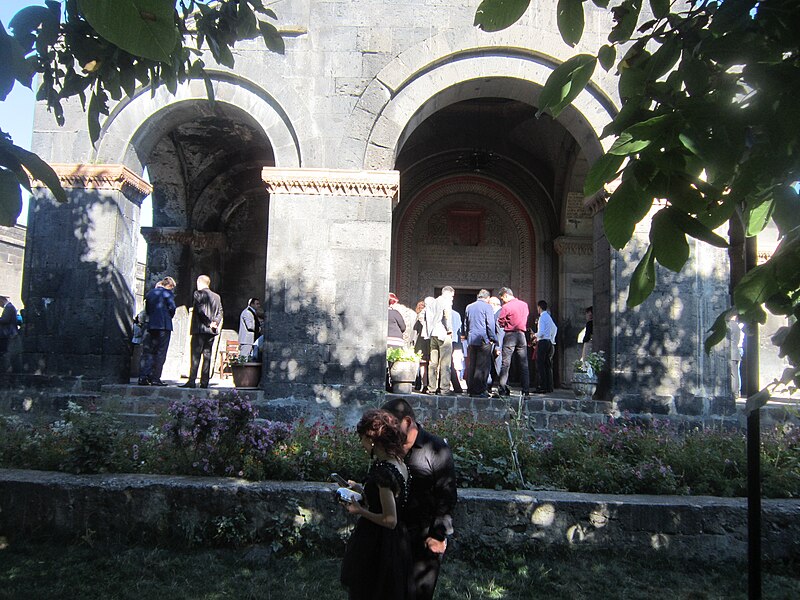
426;286;455;395
533;300;558;393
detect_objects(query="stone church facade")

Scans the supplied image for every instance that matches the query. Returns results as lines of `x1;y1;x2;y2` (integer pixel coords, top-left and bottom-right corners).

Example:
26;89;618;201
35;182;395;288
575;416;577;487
21;1;735;415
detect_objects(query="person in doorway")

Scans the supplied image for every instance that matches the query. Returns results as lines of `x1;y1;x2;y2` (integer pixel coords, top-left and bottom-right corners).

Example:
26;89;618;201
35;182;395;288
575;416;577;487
579;305;593;360
533;300;558;394
138;277;176;386
464;289;498;397
387;293;407;349
0;294;19;373
496;287;531;396
426;286;455;395
181;275;223;389
238;297;261;359
487;295;504;395
449;307;465;393
382;398;457;600
412;299;431;392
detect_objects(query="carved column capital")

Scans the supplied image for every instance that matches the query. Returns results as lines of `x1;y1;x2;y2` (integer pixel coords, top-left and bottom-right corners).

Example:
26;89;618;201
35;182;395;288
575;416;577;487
140;227;226;250
262;167;399;203
33;163;152;204
553;236;593;256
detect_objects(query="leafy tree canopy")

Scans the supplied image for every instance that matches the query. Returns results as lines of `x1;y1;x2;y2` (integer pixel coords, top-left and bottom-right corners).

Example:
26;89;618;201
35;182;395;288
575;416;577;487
476;0;800;399
0;0;283;226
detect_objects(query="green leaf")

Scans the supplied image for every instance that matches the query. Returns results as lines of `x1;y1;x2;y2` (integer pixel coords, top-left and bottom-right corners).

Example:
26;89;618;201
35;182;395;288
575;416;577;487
258;21;285;54
734;265;778;318
745;199;774;237
0;168;23;226
609;0;642;44
649;0;669;20
87;91;102;146
4;143;66;203
669;210;729;248
474;0;531;32
537;54;597;118
608;132;650;155
557;0;584;47
704;310;732;355
584;153;625;196
598;44;616;71
744;389;770;416
650;208;689;272
644;36;681;80
771;185;800;238
603;178;653;249
77;0;179;63
627;245;656;307
618;62;648;99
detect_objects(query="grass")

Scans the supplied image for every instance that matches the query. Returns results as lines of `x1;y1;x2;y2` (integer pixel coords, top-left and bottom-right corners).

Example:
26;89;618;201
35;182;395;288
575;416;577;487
0;541;798;600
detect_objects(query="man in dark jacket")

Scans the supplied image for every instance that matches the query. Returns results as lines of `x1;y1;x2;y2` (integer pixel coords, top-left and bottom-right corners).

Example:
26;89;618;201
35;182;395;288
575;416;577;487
182;275;223;389
464;289;498;397
383;397;457;600
138;277;177;386
0;294;19;372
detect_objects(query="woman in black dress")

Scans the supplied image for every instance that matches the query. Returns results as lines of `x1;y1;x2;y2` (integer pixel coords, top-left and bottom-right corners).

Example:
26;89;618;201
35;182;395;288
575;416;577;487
340;409;413;600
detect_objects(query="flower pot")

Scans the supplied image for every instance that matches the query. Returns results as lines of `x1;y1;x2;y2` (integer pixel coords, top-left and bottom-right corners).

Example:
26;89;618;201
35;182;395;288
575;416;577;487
231;362;262;389
572;371;598;401
389;360;419;394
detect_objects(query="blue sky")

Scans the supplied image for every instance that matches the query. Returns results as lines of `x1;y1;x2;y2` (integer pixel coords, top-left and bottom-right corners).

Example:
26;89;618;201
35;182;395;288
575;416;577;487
0;1;44;152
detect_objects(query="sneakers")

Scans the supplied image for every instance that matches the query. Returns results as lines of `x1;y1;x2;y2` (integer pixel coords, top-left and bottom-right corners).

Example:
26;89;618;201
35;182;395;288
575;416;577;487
137;378;150;386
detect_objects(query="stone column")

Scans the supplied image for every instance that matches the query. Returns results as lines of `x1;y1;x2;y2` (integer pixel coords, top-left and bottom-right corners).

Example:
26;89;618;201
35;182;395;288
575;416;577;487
261;168;398;406
608;202;734;418
23;164;151;381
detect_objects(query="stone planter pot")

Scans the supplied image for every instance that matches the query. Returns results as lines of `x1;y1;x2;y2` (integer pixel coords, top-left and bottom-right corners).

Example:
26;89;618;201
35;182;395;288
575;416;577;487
389;360;419;394
231;362;262;389
572;371;598;401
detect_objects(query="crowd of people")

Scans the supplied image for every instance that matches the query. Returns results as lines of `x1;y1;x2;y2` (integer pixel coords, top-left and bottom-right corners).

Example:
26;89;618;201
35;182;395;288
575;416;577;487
389;286;562;397
136;275;264;388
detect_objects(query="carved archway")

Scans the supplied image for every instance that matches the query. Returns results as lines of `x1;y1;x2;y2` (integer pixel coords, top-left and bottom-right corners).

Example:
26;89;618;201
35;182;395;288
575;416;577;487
393;175;536;303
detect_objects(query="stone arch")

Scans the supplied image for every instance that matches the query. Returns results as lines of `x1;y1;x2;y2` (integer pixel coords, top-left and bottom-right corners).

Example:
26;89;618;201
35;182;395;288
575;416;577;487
93;73;306;171
338;26;618;172
393;175;537;304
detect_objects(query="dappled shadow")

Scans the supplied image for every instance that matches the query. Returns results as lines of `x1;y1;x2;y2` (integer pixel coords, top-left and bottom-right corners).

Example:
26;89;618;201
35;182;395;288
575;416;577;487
20;173;140;382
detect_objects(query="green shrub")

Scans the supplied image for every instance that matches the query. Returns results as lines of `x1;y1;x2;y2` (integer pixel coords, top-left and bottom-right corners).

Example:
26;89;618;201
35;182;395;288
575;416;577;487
1;400;799;499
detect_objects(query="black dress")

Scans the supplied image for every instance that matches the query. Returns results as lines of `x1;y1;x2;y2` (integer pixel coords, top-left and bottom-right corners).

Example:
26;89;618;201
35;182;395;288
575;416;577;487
340;461;412;600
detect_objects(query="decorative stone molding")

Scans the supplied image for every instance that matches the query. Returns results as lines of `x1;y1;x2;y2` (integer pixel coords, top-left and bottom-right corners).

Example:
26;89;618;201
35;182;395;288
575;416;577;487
554;236;593;256
584;190;607;215
33;163;152;202
140;227;226;251
262;168;399;201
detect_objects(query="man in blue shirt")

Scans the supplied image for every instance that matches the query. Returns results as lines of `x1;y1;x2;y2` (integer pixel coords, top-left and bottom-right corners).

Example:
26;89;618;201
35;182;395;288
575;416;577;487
464;289;498;397
138;276;176;386
533;300;558;393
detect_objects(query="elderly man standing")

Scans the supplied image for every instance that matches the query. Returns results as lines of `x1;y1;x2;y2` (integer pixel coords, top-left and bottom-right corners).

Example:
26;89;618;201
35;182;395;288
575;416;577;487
138;276;177;386
238;297;261;359
464;289;498;397
181;275;223;389
426;285;455;395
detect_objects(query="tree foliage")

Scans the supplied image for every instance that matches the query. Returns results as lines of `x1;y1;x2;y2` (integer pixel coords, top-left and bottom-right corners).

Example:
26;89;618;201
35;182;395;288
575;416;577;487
476;0;800;398
0;0;283;226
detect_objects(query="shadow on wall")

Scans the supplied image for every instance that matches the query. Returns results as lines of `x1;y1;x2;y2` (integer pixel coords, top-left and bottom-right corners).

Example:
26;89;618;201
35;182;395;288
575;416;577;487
21;184;138;382
261;273;386;407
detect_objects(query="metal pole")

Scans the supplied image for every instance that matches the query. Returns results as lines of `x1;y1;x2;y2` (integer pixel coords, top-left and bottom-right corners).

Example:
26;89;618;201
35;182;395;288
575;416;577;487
744;235;761;600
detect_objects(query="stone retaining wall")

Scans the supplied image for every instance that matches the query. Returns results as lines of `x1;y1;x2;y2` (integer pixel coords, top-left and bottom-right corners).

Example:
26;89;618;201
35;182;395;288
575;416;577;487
1;469;797;561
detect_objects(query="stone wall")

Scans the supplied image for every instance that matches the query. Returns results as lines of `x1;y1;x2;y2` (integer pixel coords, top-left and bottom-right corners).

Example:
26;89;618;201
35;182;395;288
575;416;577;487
0;225;25;307
1;469;797;561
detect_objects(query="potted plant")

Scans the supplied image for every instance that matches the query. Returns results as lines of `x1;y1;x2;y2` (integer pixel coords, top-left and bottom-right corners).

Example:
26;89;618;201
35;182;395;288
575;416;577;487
228;354;262;389
572;350;606;400
386;346;421;394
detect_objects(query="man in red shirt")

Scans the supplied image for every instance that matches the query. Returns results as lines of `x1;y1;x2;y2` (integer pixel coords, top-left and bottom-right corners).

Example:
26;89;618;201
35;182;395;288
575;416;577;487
495;287;530;396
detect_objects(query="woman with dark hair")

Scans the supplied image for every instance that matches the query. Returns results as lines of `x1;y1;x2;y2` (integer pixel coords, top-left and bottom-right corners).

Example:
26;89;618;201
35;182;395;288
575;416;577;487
340;409;412;600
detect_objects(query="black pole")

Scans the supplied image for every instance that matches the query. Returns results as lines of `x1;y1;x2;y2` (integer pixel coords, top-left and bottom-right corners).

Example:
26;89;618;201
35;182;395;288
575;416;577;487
744;235;761;600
